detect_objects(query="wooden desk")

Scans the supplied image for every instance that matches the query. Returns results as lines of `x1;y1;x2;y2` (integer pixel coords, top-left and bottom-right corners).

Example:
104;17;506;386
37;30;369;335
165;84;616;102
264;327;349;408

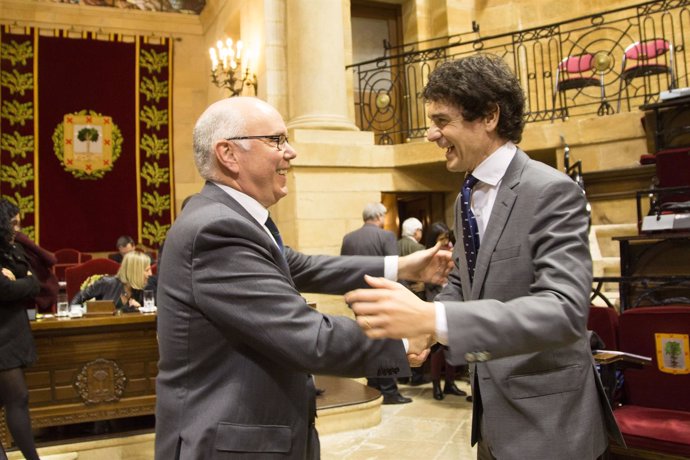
0;313;158;447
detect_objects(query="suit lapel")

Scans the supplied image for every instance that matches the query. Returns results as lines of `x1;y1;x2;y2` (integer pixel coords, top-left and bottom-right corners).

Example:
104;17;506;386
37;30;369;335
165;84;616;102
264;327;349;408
469;151;529;299
200;182;291;276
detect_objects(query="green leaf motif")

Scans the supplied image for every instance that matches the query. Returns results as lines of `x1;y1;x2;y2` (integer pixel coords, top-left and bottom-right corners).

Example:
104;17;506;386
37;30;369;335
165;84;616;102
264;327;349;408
141;163;170;188
1;41;33;66
1;131;34;158
140;76;169;103
0;162;34;188
142;191;170;217
140;106;169;130
140;134;169;160
1;100;33;126
143;220;170;246
140;48;168;74
21;225;35;241
4;192;34;218
0;69;33;96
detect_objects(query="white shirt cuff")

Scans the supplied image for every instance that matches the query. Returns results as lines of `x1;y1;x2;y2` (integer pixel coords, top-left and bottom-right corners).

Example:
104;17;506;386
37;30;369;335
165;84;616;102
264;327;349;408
384;255;398;281
402;338;409;353
434;301;449;345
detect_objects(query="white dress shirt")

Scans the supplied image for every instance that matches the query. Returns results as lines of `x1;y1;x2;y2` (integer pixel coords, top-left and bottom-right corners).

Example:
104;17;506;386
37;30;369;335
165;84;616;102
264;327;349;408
435;142;517;343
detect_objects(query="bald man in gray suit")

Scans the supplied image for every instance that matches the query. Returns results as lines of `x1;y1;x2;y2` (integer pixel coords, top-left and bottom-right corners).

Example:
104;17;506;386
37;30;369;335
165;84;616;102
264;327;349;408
155;97;451;460
346;56;623;460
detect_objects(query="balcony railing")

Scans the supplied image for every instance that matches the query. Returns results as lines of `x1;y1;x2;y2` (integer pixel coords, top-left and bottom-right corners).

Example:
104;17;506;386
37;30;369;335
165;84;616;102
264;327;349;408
348;0;690;145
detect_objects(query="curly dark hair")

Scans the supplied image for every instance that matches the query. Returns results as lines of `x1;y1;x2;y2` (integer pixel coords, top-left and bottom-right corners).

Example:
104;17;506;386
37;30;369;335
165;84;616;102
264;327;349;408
422;54;526;143
0;198;19;252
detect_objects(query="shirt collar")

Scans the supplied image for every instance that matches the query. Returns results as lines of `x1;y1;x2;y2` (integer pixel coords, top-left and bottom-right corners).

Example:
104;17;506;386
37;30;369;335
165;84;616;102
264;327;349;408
212;181;269;225
471;141;517;186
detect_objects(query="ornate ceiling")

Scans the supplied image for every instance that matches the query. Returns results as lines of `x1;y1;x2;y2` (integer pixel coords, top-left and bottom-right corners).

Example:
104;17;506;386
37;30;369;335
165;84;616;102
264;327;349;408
45;0;206;15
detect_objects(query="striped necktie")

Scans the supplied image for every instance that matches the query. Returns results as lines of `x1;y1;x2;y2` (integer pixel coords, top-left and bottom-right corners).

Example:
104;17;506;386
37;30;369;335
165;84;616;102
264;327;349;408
265;215;284;253
461;174;480;282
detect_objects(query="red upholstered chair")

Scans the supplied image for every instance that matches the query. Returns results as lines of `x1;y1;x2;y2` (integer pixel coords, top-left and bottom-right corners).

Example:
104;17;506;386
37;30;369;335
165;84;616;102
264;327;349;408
588;305;620;351
64;258;120;301
617;38;675;112
551;53;603;121
611;306;690;458
655;147;690;203
53;248;81;281
53;248;94;281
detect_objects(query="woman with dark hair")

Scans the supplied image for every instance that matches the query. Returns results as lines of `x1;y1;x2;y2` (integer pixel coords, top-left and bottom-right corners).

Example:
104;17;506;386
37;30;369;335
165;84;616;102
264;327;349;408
0;199;41;460
424;221;467;401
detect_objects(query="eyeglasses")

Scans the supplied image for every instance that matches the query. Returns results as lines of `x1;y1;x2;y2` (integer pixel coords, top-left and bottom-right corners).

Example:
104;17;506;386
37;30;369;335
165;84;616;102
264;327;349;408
225;134;289;151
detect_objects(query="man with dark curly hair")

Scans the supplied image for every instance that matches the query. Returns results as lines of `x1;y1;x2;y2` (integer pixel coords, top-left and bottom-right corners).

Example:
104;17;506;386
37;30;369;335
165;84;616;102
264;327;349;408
346;54;624;459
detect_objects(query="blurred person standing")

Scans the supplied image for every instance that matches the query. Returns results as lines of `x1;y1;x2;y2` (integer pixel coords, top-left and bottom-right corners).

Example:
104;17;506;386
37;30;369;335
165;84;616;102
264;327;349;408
397;217;426;299
340;203;412;405
424;221;467;401
397;217;428;386
0;199;40;460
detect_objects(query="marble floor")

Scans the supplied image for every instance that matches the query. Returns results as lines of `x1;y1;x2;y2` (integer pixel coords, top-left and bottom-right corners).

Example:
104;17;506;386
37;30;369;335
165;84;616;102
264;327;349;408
7;381;475;460
321;380;475;460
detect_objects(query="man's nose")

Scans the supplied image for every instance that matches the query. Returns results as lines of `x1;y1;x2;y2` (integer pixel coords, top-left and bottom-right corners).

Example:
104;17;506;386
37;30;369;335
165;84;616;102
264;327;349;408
426;124;441;142
283;142;297;159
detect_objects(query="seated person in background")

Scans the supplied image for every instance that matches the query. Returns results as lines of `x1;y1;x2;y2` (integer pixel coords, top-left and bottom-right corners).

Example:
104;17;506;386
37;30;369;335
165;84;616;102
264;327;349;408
108;235;135;263
71;251;153;312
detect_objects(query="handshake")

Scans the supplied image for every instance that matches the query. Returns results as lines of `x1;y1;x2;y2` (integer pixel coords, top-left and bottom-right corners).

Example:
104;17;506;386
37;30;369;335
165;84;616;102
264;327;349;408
345;242;453;367
346;275;439;367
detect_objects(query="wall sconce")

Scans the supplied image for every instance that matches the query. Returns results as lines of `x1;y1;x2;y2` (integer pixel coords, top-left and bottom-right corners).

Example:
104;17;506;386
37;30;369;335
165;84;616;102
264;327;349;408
209;38;257;97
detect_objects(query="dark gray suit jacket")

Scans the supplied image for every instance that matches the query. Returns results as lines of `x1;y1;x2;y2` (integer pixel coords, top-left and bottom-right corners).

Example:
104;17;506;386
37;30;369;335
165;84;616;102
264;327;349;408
155;182;409;460
340;223;397;256
438;150;623;459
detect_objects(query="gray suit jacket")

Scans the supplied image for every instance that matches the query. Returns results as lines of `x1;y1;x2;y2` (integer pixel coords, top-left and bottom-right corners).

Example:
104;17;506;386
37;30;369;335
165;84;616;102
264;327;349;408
437;150;623;459
155;182;409;460
340;223;397;256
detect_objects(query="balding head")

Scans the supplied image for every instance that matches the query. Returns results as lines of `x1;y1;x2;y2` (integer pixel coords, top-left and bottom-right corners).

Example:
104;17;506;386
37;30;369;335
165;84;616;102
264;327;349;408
193;97;280;181
192;97;297;208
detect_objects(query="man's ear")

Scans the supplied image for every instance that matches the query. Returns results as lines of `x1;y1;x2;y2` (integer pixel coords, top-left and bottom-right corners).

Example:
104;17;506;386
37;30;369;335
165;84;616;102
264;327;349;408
214;140;240;174
484;104;500;132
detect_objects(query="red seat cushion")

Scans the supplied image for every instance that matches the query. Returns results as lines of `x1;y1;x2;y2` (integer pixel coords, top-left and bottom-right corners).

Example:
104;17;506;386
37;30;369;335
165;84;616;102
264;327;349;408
615;405;690;456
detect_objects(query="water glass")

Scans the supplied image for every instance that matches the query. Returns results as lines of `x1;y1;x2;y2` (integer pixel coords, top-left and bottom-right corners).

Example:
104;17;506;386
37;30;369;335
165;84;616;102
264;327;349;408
143;290;155;309
56;293;69;318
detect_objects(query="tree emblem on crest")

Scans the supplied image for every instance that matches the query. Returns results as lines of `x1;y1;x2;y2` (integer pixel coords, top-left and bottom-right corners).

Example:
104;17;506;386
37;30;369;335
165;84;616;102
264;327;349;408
52;109;123;180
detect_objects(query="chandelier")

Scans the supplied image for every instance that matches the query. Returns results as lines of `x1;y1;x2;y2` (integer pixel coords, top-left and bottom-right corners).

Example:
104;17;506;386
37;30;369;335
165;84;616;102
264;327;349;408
209;38;257;97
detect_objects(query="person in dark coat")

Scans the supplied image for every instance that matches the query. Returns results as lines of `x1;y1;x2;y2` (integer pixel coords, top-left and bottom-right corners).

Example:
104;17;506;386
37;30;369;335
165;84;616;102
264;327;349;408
15;231;59;313
0;199;40;460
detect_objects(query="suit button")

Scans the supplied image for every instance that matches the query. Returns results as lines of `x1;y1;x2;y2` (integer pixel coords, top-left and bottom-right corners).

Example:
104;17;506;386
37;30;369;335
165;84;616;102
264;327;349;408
476;352;489;362
465;352;476;363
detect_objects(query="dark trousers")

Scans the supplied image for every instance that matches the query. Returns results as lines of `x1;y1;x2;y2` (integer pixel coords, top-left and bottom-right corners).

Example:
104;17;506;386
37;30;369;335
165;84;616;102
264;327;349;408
366;377;398;396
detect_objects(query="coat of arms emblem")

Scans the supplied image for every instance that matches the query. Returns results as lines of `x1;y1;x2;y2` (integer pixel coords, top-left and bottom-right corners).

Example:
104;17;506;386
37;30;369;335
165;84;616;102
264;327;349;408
52;109;123;179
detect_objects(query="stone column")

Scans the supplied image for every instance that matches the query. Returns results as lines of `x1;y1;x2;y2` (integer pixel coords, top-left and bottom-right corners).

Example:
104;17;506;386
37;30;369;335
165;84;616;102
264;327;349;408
286;0;358;130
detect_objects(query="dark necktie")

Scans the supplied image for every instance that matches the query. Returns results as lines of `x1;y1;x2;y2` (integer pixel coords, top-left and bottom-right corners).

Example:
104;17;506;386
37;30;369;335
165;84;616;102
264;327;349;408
461;174;480;282
265;215;284;253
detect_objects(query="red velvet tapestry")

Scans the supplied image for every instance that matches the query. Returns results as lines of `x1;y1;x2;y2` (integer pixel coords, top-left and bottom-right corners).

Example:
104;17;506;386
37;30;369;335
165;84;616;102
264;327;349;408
0;26;174;252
